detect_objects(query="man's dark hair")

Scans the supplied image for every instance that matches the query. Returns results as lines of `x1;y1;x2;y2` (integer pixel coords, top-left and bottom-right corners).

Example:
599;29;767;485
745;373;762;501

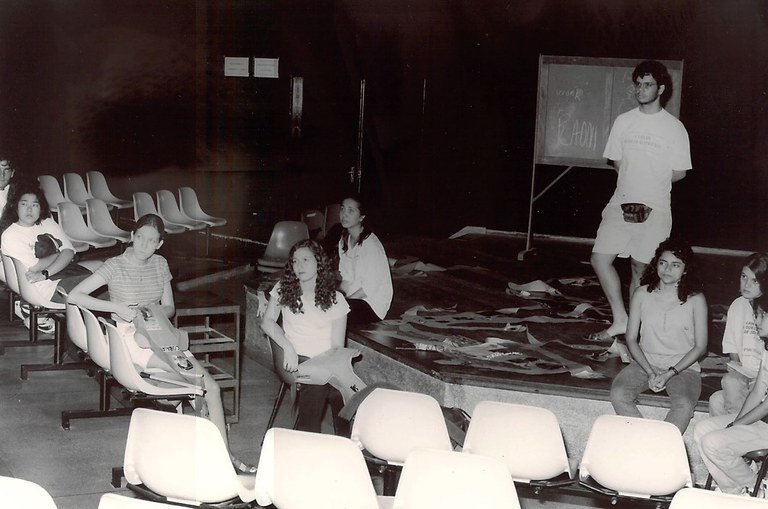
633;60;673;106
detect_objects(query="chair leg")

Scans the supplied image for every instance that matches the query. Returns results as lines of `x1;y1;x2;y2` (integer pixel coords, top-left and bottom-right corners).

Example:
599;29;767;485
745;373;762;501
21;316;89;379
61;372;134;430
753;458;768;496
266;382;288;431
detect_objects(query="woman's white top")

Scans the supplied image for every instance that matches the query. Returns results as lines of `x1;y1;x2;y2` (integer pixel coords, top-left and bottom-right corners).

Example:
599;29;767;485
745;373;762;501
338;232;393;319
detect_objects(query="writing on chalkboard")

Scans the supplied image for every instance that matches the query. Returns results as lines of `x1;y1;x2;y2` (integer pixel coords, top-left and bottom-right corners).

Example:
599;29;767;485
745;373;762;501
535;56;683;169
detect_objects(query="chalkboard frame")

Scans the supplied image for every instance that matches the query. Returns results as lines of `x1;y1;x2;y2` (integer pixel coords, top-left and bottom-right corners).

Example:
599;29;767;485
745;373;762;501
534;55;684;169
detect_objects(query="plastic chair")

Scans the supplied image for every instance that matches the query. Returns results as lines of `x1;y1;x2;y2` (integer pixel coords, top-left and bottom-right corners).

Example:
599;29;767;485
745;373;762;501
60;305;134;430
669;487;768;508
300;209;325;239
38;175;70;214
178;186;227;256
391;449;521;509
462;401;573;491
0;475;58;509
99;493;180;508
323;203;341;238
119;408;257;506
578;415;692;503
58;201;117;249
349;387;453;495
256;221;309;273
63;172;94;208
254;427;385;509
86;198;130;243
87;171;133;210
155;190;206;232
132;193;185;235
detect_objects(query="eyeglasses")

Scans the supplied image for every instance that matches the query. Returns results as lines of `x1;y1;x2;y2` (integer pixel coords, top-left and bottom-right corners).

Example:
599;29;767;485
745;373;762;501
634;81;658;90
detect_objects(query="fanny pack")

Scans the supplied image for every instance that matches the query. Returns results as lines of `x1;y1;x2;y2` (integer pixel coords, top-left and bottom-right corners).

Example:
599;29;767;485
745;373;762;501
621;203;652;223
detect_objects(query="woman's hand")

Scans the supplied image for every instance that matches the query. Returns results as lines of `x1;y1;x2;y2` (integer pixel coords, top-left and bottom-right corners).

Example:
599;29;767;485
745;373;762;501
283;344;299;373
649;371;672;392
115;304;138;323
25;270;46;283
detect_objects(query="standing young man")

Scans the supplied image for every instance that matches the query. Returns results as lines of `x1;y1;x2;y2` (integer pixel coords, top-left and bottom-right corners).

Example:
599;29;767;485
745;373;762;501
588;60;692;342
0;158;16;213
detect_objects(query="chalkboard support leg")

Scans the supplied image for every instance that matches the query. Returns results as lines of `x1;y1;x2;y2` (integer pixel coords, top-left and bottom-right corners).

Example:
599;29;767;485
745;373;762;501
517;246;537;261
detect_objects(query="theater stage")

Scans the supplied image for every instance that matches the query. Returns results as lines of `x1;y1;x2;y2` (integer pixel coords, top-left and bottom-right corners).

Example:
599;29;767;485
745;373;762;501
245;229;744;486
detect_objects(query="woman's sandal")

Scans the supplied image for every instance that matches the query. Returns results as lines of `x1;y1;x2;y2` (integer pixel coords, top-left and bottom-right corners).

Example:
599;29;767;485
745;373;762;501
231;457;257;475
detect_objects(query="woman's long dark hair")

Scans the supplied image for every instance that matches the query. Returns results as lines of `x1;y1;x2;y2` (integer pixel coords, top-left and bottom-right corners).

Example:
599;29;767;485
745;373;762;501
744;252;768;314
0;178;52;236
641;238;703;302
278;239;340;313
340;194;373;254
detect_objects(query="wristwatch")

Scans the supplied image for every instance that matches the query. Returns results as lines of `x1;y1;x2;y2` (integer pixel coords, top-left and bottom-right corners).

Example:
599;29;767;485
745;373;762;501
41;270;49;280
668;366;679;376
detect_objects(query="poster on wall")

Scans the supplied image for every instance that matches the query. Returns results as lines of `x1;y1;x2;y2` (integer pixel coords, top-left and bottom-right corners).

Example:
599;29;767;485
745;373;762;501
254;57;279;78
224;57;249;77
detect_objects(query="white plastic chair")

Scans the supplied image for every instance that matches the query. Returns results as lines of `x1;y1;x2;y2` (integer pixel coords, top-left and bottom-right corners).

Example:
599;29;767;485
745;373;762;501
155;190;206;231
87;171;133;210
86;198;131;243
323;202;341;238
669;487;768;509
349;388;452;495
256;221;309;273
578;415;692;501
63;172;94;208
255;427;386;509
38;175;69;214
178;186;227;255
132;193;185;235
391;449;521;509
0;475;58;509
58;201;117;249
462;401;572;490
121;408;257;506
98;493;179;508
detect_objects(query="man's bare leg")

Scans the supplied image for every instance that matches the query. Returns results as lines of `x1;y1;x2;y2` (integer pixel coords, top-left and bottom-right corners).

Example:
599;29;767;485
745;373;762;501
629;258;648;302
591;252;628;336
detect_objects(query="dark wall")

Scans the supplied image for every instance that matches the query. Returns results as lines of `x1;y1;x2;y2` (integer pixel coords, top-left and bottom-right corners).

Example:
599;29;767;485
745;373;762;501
0;1;766;250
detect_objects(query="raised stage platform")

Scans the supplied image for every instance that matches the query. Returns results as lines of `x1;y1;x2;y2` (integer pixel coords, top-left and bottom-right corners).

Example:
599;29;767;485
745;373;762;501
244;231;743;486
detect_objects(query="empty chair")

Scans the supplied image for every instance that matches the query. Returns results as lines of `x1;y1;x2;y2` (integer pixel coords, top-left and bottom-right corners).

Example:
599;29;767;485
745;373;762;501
579;415;692;502
256;221;309;273
132;193;185;235
350;387;453;495
177;187;227;256
120;408;257;506
63;172;93;208
669;487;768;509
300;209;325;239
99;493;180;508
86;198;131;243
87;170;133;210
323;203;341;238
155;190;206;231
58;201;117;249
0;475;58;509
38;175;69;214
392;449;521;509
255;427;386;509
462;401;572;490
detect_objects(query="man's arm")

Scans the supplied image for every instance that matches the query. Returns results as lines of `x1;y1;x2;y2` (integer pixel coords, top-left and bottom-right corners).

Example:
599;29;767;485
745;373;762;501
671;170;687;182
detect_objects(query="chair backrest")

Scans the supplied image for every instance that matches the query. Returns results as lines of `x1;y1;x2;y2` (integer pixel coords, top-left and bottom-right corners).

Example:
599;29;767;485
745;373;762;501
463;401;571;483
578;415;692;497
392;449;521;509
63;172;92;206
255;427;382;509
323;203;341;237
349;388;452;465
669;487;768;509
0;475;58;509
156;190;205;229
261;221;310;262
10;255;64;309
178;187;226;226
66;302;88;352
99;493;179;508
1;253;19;294
123;408;249;505
301;209;325;237
38;175;68;212
86;198;130;242
133;192;158;220
58;201;116;248
81;306;110;371
87;171;131;208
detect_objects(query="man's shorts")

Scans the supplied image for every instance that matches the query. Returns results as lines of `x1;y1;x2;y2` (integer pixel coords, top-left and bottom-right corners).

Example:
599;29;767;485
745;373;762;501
592;203;671;264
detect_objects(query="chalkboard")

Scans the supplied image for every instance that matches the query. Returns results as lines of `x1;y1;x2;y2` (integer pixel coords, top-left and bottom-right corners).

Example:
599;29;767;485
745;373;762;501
534;55;684;169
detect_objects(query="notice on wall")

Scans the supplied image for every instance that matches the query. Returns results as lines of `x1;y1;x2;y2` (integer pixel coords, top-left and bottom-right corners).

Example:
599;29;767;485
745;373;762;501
224;57;249;77
254;57;279;78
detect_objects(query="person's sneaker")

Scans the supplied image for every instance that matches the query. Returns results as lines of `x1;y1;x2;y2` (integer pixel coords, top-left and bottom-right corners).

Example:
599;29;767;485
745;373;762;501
35;317;56;335
14;301;29;320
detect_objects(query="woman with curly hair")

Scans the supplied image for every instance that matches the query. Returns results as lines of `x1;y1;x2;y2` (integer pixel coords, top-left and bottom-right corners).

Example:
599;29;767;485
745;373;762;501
610;238;708;433
261;239;350;432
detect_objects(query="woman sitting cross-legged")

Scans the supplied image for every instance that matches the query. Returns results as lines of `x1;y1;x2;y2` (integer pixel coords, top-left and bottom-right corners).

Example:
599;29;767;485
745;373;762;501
260;239;351;433
66;213;255;473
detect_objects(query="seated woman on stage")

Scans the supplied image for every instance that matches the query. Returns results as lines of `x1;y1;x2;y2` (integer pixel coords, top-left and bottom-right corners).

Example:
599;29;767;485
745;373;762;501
261;239;350;432
694;304;768;495
609;238;707;433
709;253;768;417
67;213;254;473
0;181;92;313
337;194;393;326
